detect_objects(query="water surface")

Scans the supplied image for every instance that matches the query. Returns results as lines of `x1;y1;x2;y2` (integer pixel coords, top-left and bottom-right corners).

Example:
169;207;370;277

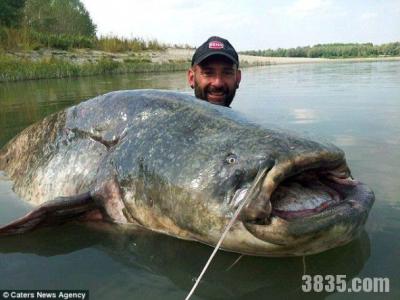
0;61;399;299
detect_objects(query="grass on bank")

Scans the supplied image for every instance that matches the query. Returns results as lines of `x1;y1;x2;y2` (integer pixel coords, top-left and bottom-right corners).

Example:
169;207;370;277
0;55;191;82
0;27;190;52
0;28;194;81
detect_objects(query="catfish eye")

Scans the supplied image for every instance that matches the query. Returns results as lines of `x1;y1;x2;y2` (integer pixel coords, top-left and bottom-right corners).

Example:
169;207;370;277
225;154;238;164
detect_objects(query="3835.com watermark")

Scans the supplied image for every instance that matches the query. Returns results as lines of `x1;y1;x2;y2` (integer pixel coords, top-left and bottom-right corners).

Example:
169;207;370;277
302;275;390;293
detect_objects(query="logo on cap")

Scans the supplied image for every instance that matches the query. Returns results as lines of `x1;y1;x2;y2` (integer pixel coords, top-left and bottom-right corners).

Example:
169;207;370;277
209;41;224;50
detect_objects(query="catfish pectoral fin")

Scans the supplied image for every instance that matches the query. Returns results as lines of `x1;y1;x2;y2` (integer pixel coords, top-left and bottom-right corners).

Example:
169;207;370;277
0;192;99;236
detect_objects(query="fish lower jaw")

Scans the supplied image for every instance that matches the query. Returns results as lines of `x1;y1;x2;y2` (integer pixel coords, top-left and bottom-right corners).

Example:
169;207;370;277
244;164;361;223
232;175;352;223
241;182;374;253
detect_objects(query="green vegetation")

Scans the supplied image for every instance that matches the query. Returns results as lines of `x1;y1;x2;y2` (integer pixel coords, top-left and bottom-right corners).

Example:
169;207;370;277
95;36;167;52
24;0;96;37
0;0;168;52
0;27;168;51
0;55;190;82
0;0;173;51
0;0;26;28
0;0;191;81
241;42;400;58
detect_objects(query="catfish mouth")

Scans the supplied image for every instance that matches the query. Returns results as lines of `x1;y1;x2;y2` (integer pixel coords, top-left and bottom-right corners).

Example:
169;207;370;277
269;168;356;220
230;153;375;251
233;153;374;226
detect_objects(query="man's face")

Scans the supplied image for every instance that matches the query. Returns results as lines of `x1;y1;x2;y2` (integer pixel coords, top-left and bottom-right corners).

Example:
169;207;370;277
187;56;241;107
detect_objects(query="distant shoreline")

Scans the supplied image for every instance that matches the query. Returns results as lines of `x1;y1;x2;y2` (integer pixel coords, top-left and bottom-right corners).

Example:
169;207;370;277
133;48;400;66
239;54;400;65
1;48;399;82
148;48;400;65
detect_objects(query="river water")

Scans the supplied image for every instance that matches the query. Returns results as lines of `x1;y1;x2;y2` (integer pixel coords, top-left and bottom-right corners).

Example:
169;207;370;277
0;61;399;299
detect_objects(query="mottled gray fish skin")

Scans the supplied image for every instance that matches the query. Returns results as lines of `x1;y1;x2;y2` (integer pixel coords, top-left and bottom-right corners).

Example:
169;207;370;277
0;90;374;256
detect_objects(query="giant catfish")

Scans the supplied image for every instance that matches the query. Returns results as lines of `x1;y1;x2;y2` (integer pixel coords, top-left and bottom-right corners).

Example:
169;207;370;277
0;90;374;256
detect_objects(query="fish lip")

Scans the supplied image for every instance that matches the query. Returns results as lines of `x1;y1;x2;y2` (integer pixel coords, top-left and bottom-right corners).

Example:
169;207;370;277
242;179;375;247
231;152;375;246
237;151;347;224
270;180;374;221
243;183;375;247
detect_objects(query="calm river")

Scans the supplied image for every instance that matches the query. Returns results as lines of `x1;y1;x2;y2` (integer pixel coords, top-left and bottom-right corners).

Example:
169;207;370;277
0;61;399;299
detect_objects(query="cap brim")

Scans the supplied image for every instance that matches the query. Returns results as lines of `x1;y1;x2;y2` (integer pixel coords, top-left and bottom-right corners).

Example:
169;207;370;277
193;51;239;66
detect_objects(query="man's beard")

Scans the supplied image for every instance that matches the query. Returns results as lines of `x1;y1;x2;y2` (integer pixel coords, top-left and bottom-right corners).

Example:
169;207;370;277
194;82;237;107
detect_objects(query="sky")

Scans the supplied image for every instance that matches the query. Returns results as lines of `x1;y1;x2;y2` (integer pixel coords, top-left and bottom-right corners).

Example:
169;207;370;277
81;0;400;51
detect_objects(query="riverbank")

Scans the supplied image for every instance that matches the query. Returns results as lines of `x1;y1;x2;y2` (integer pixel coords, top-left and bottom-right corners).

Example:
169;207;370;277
0;48;190;82
1;48;399;82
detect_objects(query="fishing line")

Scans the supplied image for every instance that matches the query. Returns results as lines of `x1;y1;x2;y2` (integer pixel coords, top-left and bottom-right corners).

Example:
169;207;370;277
185;167;269;300
226;254;244;271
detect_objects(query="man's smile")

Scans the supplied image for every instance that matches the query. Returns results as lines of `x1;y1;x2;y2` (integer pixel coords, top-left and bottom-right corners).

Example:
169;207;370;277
207;91;226;102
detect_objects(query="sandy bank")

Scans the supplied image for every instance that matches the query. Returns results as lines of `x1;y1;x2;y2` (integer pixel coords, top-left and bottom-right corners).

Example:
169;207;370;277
155;48;400;65
5;48;399;67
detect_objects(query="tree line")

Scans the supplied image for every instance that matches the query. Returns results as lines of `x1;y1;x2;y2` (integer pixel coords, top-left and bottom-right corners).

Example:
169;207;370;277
1;0;96;37
241;42;400;58
0;0;168;51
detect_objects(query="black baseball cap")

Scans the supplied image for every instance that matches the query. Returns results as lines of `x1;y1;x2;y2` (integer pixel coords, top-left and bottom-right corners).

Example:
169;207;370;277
191;36;239;67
